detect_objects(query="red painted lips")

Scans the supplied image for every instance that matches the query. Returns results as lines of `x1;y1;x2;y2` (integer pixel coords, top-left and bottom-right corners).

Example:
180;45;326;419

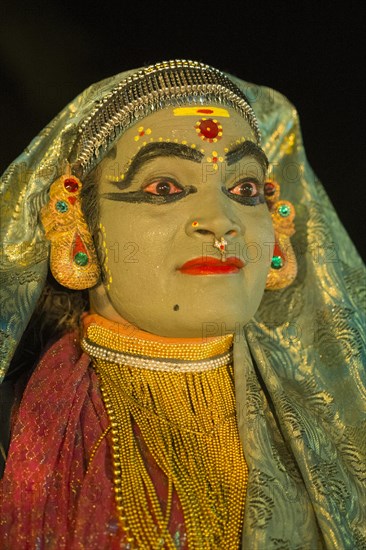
179;256;245;275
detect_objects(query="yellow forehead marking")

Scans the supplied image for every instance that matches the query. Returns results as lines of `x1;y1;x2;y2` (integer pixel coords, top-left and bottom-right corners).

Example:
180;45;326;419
134;127;152;142
207;151;224;170
173;107;230;117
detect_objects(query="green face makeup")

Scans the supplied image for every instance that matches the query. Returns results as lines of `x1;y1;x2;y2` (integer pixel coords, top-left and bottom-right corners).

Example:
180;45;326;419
89;106;274;338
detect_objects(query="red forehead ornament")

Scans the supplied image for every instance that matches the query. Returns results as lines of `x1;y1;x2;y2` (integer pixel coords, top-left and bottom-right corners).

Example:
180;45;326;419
195;118;223;143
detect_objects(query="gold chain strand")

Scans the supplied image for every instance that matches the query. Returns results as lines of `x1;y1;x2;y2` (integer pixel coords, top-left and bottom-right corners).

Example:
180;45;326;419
85;319;248;549
163;473;174;535
86;424;111;473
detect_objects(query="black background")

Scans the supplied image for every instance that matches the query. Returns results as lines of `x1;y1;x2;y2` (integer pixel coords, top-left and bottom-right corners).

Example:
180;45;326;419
1;2;365;260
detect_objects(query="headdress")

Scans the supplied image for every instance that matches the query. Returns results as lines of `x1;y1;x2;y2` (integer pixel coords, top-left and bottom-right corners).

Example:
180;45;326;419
70;59;261;175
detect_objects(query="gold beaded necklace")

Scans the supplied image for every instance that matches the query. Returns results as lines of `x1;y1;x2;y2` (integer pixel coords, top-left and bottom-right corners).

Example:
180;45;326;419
82;314;248;549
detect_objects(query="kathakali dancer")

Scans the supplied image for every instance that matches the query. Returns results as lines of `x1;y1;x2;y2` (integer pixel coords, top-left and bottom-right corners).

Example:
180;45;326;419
0;60;365;549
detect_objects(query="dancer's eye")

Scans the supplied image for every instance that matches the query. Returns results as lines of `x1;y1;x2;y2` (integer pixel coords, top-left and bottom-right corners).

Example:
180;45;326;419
143;178;184;196
229;180;259;197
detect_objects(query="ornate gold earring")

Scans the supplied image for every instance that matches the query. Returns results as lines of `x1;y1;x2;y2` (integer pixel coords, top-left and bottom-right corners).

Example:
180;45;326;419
41;170;100;290
264;180;297;290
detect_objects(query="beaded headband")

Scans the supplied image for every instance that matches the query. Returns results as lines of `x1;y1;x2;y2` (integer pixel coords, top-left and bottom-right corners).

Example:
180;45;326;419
71;60;261;175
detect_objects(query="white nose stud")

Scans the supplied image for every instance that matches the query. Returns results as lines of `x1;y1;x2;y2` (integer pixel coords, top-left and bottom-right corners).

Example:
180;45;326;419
214;237;227;262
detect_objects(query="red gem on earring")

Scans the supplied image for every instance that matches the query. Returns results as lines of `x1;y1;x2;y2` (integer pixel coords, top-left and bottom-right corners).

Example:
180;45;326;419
68;196;77;205
273;243;285;259
64;178;79;193
73;233;87;255
264;182;276;196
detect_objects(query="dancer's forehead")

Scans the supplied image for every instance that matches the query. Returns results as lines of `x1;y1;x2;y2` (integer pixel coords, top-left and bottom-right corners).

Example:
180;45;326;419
97;105;267;185
71;60;261;175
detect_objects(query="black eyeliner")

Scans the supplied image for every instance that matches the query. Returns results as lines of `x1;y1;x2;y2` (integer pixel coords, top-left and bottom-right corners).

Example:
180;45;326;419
221;184;265;207
101;186;197;204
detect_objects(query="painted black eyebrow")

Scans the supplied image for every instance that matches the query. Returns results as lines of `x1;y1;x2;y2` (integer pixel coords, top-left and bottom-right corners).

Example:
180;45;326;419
225;141;269;173
110;142;204;189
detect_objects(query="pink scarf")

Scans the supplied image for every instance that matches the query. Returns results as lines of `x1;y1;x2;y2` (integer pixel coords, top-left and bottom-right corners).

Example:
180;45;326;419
1;333;186;549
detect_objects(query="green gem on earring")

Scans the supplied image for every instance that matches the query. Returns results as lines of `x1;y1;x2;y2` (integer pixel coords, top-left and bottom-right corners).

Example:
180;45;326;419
278;204;291;217
56;200;68;213
74;252;89;266
271;255;283;269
